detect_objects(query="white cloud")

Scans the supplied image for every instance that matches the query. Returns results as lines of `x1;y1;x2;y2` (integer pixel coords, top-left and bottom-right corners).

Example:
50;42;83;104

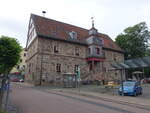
0;0;150;47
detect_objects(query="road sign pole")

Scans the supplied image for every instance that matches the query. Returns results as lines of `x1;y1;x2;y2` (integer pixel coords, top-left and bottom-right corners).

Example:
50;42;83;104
77;67;81;92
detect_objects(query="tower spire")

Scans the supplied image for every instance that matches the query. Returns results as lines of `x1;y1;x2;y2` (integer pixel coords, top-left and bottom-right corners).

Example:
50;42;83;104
91;17;94;28
89;17;98;35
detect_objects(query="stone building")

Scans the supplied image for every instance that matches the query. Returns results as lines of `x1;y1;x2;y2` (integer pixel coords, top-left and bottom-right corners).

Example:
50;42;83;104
25;14;124;85
11;48;27;74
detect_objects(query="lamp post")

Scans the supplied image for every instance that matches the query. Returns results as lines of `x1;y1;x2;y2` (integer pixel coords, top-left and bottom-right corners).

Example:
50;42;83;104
77;67;81;92
121;69;124;96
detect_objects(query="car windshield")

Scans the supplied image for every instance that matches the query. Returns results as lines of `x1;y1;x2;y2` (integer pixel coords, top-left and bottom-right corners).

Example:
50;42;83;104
10;74;23;79
123;82;135;86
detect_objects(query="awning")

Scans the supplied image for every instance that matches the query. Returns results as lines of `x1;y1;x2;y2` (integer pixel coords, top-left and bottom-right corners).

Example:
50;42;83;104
132;71;143;74
111;56;150;69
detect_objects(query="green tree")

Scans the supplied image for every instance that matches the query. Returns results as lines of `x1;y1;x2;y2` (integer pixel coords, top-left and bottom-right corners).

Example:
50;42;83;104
0;36;22;109
115;22;150;59
146;49;150;56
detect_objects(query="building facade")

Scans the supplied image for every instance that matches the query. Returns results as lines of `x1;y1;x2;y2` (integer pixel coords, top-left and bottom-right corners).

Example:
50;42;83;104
25;14;124;85
11;48;27;75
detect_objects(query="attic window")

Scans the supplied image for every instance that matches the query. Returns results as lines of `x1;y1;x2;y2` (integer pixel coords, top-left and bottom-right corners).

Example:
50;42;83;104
69;31;77;39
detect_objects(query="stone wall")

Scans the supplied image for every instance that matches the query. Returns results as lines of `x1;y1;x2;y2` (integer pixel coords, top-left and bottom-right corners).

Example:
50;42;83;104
25;37;39;84
25;37;124;85
103;50;124;82
35;37;89;84
37;38;86;58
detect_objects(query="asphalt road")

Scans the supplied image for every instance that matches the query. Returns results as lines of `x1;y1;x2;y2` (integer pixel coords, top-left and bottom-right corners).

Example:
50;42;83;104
140;86;150;99
10;83;150;113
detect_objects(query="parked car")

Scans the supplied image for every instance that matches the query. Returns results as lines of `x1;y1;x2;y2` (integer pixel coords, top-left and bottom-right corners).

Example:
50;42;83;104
9;74;24;82
118;81;142;96
143;78;150;83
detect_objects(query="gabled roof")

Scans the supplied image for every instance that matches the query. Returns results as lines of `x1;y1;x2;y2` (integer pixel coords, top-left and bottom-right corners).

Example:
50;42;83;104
31;14;123;52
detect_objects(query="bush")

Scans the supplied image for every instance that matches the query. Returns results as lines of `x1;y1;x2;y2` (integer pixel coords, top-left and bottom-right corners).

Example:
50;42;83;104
0;110;10;113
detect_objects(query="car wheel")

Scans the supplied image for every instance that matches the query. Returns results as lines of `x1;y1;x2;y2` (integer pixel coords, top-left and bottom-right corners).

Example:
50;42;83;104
119;93;122;96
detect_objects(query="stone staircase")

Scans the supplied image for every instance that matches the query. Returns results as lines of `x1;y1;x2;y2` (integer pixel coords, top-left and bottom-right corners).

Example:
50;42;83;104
81;70;108;82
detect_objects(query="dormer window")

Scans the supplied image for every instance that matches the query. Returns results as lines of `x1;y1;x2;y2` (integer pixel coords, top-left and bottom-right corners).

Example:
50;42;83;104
69;31;77;39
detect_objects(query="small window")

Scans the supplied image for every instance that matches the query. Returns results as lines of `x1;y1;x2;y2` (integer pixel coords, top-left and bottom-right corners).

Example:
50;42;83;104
23;65;25;68
75;47;79;56
24;53;26;57
74;65;79;73
113;54;117;61
96;48;100;54
20;59;22;62
29;63;31;73
88;48;91;54
17;65;20;69
54;44;59;53
56;63;61;72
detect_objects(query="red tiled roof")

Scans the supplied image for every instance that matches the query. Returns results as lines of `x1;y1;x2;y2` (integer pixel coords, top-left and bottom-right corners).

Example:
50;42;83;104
31;14;123;52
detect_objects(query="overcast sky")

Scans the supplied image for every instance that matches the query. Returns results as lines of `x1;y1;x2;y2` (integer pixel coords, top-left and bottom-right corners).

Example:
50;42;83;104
0;0;150;47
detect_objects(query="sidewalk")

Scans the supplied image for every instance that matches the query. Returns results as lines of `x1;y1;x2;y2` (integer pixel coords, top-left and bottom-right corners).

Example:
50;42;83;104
47;86;150;109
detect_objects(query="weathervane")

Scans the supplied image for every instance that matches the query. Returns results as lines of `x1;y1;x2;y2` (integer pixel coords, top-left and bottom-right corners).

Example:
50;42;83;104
42;11;46;17
91;17;94;28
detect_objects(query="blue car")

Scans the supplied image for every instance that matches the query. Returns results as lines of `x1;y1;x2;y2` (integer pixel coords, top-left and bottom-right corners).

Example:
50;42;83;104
118;81;142;96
